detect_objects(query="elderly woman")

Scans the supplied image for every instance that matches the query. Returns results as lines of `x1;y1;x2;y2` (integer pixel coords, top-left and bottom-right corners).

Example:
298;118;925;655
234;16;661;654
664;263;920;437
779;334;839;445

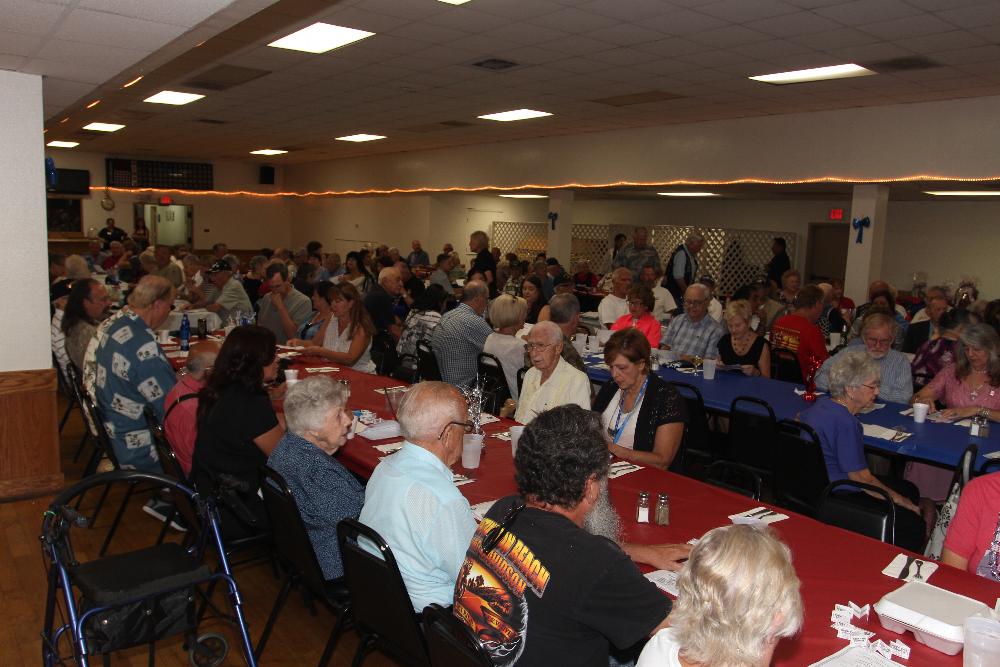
778;269;801;313
267;376;364;583
241;254;268;306
638;525;803;667
816;282;846;337
799;349;926;551
484;294;528;399
521;275;550;324
573;260;598;289
593;329;687;470
288;282;376;373
718;299;770;377
911;309;976;390
511;321;590;423
610;284;661;349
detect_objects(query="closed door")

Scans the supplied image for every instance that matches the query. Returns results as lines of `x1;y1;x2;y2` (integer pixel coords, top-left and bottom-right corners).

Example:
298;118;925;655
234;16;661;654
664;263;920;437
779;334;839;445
805;223;849;282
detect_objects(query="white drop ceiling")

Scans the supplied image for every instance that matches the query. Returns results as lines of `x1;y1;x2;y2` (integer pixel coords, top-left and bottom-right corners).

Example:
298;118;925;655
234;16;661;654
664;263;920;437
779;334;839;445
12;0;1000;169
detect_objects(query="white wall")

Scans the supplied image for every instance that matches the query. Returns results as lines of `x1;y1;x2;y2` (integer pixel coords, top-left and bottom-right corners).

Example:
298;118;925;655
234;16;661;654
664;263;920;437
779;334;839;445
1;71;51;372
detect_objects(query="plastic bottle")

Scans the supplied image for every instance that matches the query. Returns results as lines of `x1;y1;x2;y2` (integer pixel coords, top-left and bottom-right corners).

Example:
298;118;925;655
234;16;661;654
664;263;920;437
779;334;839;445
180;314;191;352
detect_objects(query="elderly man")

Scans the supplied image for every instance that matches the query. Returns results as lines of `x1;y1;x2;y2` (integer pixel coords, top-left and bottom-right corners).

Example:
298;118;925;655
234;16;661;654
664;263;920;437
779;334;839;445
455;405;690;666
770;284;829;379
395;260;425;302
547;293;587;372
179;254;213;304
431;280;493;388
662;283;723;361
406;240;430;267
163;340;219;476
211;242;228;261
101;240;125;272
358;382;476;611
663;231;704;305
514;322;591;424
324;252;344;279
639;265;677;321
429;253;455;295
84;240;108;274
903;294;949;353
153;245;183;287
199;260;252;321
82;276;177;472
468;230;498;297
598;268;632;328
257;263;312;344
910;285;948;325
365;266;404;342
816;312;913;404
613;226;661;279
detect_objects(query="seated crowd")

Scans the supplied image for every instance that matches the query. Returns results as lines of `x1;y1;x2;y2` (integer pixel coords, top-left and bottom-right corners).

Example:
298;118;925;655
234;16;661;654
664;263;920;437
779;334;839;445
50;226;1000;665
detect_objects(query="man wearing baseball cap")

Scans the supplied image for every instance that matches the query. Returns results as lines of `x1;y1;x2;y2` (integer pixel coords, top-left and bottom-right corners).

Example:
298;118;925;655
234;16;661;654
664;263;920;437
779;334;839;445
202;259;252;321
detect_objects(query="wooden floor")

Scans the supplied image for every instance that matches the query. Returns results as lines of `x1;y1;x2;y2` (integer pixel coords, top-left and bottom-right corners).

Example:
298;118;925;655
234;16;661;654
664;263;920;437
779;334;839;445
0;397;401;667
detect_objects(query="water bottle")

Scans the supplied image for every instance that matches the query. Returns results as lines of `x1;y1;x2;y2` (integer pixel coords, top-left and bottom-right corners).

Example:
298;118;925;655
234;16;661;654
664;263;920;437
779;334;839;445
180;314;191;352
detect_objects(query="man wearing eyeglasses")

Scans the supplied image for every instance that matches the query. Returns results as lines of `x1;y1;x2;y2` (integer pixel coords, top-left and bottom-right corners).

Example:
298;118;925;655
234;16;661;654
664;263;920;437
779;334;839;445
454;405;690;667
660;283;723;362
358;381;477;612
816;312;913;404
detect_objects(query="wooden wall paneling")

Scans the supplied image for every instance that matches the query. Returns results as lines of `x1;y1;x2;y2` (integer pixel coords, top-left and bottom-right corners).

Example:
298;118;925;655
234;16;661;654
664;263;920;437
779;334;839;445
0;368;64;500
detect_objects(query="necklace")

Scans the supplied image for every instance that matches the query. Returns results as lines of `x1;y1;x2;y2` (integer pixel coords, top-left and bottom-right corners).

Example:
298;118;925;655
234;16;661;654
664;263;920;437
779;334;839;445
608;376;649;444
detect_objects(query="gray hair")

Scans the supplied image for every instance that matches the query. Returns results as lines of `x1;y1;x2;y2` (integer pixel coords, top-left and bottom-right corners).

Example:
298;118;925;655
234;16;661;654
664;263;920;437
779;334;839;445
548;293;580;325
529;320;562;345
827;349;881;398
860;311;899;338
128;275;174;309
182;254;202;268
185;341;219;374
489;294;527;329
461;279;488;303
378;267;400;284
222;253;240;271
955;323;1000;385
685;282;711;300
249;255;267;271
284;375;350;436
686;231;704;244
669;525;803;665
397;381;465;443
65;254;90;280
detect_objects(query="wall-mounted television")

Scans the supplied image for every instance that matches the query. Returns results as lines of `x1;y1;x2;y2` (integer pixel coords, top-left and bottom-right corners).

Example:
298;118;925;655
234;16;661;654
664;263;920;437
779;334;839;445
48;168;91;195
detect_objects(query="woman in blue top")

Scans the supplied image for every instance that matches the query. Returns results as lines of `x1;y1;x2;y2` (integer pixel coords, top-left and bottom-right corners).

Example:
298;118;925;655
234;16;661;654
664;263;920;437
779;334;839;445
799;349;927;552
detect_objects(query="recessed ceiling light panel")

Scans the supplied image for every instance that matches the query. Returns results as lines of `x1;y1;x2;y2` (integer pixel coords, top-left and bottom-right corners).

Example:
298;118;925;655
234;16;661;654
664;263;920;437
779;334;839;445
437;0;473;5
924;190;1000;196
144;91;205;105
268;22;374;54
83;122;125;132
499;194;547;198
47;140;79;148
749;63;874;85
335;134;386;142
478;108;552;122
657;192;720;197
250;149;288;155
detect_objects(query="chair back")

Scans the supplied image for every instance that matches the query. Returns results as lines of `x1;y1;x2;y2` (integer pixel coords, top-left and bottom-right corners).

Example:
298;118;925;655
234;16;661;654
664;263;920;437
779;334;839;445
816;480;896;544
260;466;330;600
393;353;420;383
726;396;777;477
416;339;442;382
772;419;828;515
705;461;762;500
337;518;429;666
667;382;713;470
476;353;512;415
80;391;120;468
65;362;98;436
372;333;398;376
771;347;804;384
144;406;188;483
952;444;978;490
422;604;493;667
516;366;528;394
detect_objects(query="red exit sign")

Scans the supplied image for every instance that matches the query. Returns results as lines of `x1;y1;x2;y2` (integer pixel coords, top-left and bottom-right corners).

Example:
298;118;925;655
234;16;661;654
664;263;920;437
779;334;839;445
829;208;844;220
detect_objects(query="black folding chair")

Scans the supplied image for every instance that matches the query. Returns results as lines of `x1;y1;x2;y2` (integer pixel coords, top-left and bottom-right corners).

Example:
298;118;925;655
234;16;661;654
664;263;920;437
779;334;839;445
705;461;762;500
416;339;442;382
516;366;528;395
816;480;896;544
772;419;828;516
422;603;493;667
256;467;351;666
54;353;78;434
477;353;512;415
668;382;720;473
337;518;430;667
393;353;420;383
372;333;398;376
771;347;804;384
64;362;98;465
725;396;777;480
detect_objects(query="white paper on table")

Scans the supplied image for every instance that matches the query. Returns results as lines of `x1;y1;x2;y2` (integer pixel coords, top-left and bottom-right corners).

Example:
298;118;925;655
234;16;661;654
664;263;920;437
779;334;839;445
165;350;189;358
644;570;680;596
492;431;511;441
277;345;305;351
807;645;895;667
608;462;643;479
372;443;402;455
453;473;474;487
305;367;339;373
794;388;826;396
277;352;300;360
373;386;409;395
479;413;501;425
359;420;401;440
861;424;911;441
471;500;497;522
881;553;938;582
729;507;789;525
985;450;1000;460
858;403;886;413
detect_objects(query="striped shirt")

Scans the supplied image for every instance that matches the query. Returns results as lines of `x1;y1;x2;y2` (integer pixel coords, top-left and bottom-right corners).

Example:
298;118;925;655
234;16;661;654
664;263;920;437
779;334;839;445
431;303;493;388
662;313;723;359
815;342;914;404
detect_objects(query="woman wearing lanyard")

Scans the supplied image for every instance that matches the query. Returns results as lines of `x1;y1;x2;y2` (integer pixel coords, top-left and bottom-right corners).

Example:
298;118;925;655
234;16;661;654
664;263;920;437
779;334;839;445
593;329;687;470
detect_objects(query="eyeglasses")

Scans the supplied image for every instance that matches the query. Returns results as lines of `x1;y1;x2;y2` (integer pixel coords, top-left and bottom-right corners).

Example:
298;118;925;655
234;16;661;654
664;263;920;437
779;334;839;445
864;336;893;347
862;382;881;391
685;299;706;306
437;420;473;441
524;342;553;352
482;501;526;554
627;300;646;307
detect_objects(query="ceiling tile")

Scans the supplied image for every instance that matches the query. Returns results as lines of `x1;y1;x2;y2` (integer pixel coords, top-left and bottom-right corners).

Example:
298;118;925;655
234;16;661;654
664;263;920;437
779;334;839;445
0;30;46;56
697;0;801;23
689;25;773;47
5;0;67;36
933;3;1000;30
578;0;672;22
859;13;956;40
527;7;621;33
55;8;186;50
76;0;233;28
815;0;923;25
745;10;842;37
635;9;728;35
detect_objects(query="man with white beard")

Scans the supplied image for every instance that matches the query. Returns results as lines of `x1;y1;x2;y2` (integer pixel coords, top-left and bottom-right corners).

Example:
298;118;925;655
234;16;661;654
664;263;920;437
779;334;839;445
453;405;690;667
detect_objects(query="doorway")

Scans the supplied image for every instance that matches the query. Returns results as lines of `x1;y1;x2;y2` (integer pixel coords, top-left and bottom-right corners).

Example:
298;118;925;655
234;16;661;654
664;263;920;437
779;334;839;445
134;203;193;247
805;223;849;282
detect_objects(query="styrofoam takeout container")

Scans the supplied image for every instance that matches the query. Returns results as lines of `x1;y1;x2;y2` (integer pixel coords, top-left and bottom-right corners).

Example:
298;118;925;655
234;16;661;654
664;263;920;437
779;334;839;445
873;581;994;655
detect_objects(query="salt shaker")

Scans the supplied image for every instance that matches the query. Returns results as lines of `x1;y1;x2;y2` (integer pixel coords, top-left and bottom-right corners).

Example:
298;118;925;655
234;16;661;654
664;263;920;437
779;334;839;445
655;493;670;526
636;491;651;523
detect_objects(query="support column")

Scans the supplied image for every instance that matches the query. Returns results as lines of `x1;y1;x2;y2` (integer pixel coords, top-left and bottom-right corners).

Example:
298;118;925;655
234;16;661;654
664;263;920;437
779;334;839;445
547;189;574;266
844;184;889;306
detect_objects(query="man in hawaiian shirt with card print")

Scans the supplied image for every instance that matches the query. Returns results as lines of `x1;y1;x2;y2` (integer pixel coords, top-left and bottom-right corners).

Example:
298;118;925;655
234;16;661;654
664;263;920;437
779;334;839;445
83;275;177;472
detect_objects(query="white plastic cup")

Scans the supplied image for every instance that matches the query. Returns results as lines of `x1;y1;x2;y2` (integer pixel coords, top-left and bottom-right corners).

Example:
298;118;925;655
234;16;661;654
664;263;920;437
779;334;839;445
913;402;930;423
284;369;299;382
702;358;717;380
462;433;484;469
964;617;1000;667
597;329;613;345
509;425;525;458
587;335;599;352
573;336;586;355
157;330;171;344
829;332;841;348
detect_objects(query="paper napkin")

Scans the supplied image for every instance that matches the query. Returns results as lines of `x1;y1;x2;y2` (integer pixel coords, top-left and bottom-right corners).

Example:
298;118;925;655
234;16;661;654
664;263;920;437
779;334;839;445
729;507;789;525
881;553;938;582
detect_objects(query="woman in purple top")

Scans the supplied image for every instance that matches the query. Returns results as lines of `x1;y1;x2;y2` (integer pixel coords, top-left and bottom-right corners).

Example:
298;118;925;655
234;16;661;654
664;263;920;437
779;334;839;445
799;349;927;552
910;309;976;390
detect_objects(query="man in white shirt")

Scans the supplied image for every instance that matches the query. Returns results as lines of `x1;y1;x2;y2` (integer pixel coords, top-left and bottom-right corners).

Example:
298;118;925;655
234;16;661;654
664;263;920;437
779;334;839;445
515;322;591;423
598;268;632;328
639;266;677;322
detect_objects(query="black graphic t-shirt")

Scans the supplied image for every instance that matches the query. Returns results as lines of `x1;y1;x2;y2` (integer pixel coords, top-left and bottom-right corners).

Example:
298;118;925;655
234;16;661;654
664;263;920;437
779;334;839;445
453;496;669;667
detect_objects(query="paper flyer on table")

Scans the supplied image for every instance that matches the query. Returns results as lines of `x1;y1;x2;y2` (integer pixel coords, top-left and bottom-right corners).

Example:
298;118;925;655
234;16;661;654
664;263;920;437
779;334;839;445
453;473;475;487
644;570;680;596
807;645;895;667
729;507;789;525
471;500;497;522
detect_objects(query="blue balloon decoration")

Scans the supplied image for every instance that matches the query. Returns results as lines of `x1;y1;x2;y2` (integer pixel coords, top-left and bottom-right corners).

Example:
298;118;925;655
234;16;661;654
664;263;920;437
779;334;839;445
45;157;57;188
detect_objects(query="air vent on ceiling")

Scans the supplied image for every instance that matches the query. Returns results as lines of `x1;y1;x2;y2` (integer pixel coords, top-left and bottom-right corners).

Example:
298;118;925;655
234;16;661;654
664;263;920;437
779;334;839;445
183;65;271;91
470;58;520;71
864;56;940;73
197;118;228;125
591;90;684;107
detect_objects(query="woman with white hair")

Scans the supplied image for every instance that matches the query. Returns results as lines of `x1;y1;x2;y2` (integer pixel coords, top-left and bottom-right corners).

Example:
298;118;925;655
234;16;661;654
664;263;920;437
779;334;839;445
511;321;590;423
266;375;364;583
484;294;528;399
637;525;803;667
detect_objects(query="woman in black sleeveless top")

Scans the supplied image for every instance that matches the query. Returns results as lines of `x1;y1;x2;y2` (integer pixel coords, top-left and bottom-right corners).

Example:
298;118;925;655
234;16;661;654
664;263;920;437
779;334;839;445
718;299;770;377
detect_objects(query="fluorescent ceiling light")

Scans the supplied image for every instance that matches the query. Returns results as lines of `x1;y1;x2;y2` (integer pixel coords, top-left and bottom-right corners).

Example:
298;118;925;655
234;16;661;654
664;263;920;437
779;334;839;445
250;149;288;155
144;90;205;105
478;108;552;122
83;122;125;132
335;134;385;142
47;141;79;148
924;190;1000;196
749;64;874;85
436;0;473;4
268;22;374;54
499;194;547;199
657;192;720;197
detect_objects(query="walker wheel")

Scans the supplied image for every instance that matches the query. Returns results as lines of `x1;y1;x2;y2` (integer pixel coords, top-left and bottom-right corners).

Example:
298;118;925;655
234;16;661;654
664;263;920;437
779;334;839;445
189;632;228;667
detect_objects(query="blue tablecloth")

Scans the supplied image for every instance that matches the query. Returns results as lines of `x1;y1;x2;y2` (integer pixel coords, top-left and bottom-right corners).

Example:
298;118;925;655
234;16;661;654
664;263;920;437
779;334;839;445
583;354;1000;469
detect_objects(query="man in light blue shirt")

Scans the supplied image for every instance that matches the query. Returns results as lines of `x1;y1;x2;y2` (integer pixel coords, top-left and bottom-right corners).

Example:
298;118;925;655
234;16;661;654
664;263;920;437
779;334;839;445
358;381;476;611
816;312;913;404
